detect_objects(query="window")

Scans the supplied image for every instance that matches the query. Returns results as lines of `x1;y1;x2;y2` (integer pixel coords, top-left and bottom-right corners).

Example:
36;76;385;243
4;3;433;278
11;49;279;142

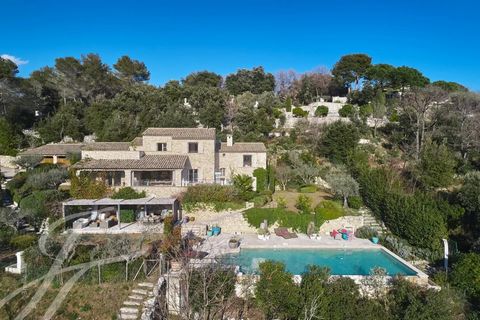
219;168;226;176
188;142;198;153
243;155;252;167
188;169;198;183
157;143;167;151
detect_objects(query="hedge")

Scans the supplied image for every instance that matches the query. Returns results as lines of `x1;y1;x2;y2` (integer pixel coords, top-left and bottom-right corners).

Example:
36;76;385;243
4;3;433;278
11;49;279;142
338;104;354;117
353;165;454;251
253;168;268;192
243;208;323;233
182;184;237;204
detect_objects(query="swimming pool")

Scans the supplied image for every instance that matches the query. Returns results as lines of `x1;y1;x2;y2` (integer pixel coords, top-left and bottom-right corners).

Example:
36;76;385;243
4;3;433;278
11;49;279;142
223;248;417;276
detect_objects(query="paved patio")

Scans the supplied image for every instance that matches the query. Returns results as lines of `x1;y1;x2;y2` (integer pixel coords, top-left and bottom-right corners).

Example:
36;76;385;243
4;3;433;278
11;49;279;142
67;222;164;234
197;232;377;258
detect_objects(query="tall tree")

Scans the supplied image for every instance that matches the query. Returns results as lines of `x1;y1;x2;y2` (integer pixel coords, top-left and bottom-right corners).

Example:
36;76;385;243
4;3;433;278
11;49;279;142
331;54;372;91
392;66;429;92
0;57;19;79
399;85;448;160
113;56;150;83
183;71;222;88
365;63;396;89
225;66;275;95
371;89;386;137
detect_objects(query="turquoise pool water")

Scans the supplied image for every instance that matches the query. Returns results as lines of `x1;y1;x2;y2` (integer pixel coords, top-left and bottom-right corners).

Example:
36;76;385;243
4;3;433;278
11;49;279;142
224;248;417;276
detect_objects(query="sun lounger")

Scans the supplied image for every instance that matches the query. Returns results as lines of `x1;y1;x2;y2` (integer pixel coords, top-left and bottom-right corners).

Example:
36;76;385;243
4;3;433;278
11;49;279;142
274;227;298;239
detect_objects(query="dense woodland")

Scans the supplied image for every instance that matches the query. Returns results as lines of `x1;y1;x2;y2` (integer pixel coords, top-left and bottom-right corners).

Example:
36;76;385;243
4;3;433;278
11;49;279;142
1;53;480;319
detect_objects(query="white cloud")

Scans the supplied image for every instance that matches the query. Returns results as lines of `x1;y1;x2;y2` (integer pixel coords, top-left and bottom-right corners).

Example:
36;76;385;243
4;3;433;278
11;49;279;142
1;54;29;66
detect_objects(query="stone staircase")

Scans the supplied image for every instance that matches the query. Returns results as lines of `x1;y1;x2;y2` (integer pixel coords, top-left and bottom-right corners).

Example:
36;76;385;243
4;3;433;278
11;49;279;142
118;282;156;320
362;214;385;235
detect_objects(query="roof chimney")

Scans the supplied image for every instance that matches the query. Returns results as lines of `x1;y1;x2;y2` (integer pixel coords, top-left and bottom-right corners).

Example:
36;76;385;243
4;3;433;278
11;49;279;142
226;134;233;147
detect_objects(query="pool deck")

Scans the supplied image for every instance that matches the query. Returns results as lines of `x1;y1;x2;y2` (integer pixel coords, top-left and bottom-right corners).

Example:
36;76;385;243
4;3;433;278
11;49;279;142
200;233;378;257
196;233;428;284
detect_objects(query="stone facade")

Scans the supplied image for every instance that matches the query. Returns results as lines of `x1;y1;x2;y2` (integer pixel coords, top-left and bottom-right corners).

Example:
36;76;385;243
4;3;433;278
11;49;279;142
73;128;267;197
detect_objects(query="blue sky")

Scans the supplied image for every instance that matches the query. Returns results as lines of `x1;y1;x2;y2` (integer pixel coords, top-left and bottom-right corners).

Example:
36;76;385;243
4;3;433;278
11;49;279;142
3;0;480;90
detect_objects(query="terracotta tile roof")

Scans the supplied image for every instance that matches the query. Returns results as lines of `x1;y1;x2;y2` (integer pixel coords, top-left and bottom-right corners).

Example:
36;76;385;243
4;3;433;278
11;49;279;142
131;137;143;146
219;142;267;153
82;142;131;151
142;128;216;140
72;155;188;170
19;143;84;156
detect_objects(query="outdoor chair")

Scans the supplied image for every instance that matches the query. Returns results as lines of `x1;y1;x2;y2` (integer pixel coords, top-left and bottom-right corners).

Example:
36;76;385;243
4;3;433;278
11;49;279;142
274;227;298;239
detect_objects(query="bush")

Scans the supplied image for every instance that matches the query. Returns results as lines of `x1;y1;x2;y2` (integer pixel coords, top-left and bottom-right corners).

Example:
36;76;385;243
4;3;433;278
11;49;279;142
70;172;108;199
119;209;135;223
252;194;270;207
20;190;65;223
347;196;363;209
182;184;237;204
314;200;344;220
295;194;312;214
315;105;329;117
339;104;354;117
277;197;287;209
164;216;174;235
359;104;373;118
284;97;292;112
112;187;146;199
354;226;378;239
292;107;308;118
10;234;37;249
232;174;255;200
299;185;317;193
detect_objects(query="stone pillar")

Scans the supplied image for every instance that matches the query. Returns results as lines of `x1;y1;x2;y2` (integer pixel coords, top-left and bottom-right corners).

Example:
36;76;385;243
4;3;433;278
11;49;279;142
16;251;24;273
53;155;58;164
124;170;132;186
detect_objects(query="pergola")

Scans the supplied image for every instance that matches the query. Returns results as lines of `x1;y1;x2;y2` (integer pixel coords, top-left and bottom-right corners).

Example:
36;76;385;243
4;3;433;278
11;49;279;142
62;196;179;229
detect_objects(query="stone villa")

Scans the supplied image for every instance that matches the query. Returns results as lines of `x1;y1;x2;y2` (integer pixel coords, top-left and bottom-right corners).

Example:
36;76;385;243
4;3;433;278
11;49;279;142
65;128;267;197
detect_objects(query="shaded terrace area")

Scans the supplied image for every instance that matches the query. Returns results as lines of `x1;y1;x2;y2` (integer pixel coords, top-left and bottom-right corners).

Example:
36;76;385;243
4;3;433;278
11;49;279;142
62;197;180;234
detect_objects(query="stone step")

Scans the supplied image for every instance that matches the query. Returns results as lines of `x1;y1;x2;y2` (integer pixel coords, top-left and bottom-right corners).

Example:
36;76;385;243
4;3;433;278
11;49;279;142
132;289;149;295
138;282;154;288
119;314;137;320
128;295;144;301
120;307;138;314
124;301;141;306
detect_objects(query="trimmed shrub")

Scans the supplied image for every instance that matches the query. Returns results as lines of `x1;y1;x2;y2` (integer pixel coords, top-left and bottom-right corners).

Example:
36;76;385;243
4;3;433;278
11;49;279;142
292;107;308;118
315;105;329;117
314;200;344;220
338;104;354;117
300;185;317;193
359;104;373;118
119;209;135;223
252;194;270;207
284;97;292;112
347;196;363;209
112;187;146;199
253;168;268;192
354;226;378;239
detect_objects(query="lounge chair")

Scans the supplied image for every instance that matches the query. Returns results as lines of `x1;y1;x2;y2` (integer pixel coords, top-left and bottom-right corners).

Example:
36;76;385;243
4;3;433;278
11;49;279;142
274;227;298;239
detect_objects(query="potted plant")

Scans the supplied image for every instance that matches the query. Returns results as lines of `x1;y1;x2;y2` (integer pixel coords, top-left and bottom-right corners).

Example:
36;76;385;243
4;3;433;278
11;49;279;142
257;228;270;240
212;224;221;236
228;237;240;249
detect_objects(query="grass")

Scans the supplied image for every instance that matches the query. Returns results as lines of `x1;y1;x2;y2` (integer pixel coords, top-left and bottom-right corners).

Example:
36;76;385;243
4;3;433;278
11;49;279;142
0;269;138;319
273;190;331;212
